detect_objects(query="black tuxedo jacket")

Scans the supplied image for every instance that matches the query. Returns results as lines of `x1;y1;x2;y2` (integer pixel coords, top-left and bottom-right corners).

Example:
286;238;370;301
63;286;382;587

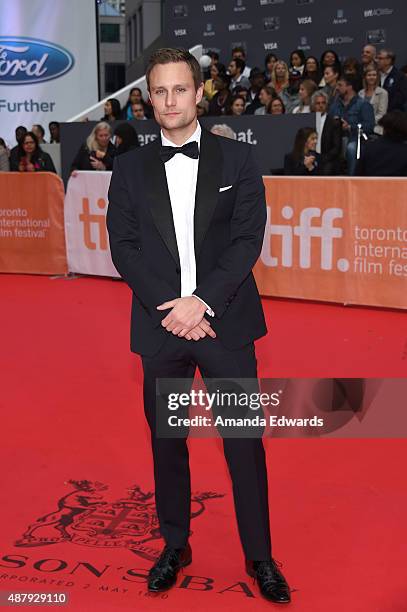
106;127;267;356
383;66;407;112
320;114;342;174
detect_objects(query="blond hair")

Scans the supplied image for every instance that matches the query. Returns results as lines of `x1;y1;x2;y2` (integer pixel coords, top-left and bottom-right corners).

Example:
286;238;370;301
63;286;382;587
86;122;111;151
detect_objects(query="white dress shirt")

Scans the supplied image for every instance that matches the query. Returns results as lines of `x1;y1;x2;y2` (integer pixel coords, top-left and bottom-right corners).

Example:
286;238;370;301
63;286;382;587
380;66;393;87
161;122;214;316
316;112;327;153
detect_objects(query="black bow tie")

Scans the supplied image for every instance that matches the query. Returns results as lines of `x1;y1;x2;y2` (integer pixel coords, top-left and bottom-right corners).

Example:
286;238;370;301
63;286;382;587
159;140;199;163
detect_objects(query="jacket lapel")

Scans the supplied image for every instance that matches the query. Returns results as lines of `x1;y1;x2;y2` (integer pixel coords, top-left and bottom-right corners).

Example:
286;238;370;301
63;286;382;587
143;139;180;267
194;128;223;258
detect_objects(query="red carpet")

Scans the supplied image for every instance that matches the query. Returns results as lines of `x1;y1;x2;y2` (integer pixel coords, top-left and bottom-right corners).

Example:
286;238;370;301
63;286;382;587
0;274;406;611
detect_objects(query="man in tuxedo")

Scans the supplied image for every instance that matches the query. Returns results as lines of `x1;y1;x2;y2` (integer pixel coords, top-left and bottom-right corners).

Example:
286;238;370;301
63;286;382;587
106;48;291;604
377;49;407;112
311;91;342;175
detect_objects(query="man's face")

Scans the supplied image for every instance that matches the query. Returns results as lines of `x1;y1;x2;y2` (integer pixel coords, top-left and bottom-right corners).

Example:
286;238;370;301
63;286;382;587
313;96;327;113
250;73;265;91
362;45;375;65
376;52;391;71
228;60;238;77
233;51;245;61
337;80;349;97
148;62;203;132
16;127;27;143
132;103;145;119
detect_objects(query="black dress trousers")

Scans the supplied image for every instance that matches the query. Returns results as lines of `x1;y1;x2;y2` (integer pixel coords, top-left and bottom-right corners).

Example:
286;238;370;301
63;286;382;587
141;333;272;561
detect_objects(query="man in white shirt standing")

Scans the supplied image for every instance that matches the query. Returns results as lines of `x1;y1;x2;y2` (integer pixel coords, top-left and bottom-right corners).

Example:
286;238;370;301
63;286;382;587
107;48;291;604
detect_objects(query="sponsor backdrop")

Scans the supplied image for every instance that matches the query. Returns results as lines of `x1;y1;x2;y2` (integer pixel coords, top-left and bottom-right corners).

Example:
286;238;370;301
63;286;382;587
0;0;98;146
60;115;315;185
0;173;67;275
62;172;407;310
2;169;406;309
165;0;406;70
255;177;407;309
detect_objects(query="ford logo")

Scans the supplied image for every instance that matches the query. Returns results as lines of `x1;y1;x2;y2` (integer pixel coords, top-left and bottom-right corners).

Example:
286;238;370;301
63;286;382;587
0;36;74;85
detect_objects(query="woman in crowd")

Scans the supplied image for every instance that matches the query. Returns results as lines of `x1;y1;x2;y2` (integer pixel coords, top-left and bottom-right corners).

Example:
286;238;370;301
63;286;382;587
204;62;226;101
266;97;286;114
254;85;276;115
0;137;10;171
123;87;152;119
10;131;56;173
32;124;47;144
358;67;388;134
49;121;60;143
271;60;289;95
289;49;306;80
302;56;321;85
70;122;116;174
100;98;122;123
292;79;317;113
208;73;233;116
284;127;321;175
271;61;300;112
356;111;407;176
113;122;139;156
227;95;246;116
264;52;278;82
321;65;340;107
319;50;341;86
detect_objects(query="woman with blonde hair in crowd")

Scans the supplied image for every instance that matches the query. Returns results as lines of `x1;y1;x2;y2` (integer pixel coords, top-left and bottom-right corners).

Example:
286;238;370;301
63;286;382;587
359;67;388;134
70;121;116;175
292;79;318;114
271;60;289;94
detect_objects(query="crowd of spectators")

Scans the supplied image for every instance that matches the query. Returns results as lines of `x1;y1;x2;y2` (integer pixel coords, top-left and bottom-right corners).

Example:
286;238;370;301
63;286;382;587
198;45;407;175
1;44;406;176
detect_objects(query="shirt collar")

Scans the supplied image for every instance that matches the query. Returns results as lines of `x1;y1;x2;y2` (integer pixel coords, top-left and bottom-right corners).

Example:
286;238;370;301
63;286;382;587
160;121;201;149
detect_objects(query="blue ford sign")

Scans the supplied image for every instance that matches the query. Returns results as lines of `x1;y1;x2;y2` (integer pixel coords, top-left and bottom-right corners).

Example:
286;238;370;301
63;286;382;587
0;36;74;85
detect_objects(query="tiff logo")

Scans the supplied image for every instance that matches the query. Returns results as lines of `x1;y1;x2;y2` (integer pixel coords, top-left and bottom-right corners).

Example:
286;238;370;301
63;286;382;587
261;205;349;271
79;198;108;250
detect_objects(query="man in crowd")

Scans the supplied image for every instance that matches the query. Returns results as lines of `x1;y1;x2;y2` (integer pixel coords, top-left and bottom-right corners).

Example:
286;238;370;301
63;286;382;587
311;91;342;175
361;44;377;72
329;76;375;175
232;46;251;78
228;58;251;92
9;126;27;169
376;49;407;111
245;68;266;114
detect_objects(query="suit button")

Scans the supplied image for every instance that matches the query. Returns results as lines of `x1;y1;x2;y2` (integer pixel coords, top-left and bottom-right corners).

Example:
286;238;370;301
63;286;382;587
175;267;180;275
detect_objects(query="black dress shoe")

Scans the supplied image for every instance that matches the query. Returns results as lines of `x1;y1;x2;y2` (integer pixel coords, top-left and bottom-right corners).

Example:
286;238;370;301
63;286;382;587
147;543;192;592
246;558;291;603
